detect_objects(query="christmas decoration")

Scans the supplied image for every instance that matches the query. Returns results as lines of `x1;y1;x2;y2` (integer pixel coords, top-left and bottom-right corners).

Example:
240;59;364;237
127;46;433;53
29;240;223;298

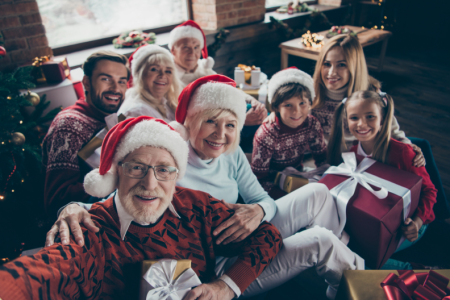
207;28;230;58
0;66;62;264
113;30;156;48
301;31;324;48
25;91;40;106
0;46;6;60
276;0;310;14
269;3;352;40
11;132;25;146
31;56;49;83
326;26;357;38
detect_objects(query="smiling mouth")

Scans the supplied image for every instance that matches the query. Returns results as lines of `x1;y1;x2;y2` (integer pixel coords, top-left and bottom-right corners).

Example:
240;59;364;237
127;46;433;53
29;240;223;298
154;81;167;86
205;140;224;149
290;116;303;121
327;78;340;83
355;129;371;135
135;195;158;201
103;93;121;103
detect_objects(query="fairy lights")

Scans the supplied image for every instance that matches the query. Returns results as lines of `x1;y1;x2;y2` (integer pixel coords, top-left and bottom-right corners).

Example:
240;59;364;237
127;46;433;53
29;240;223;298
301;31;324;49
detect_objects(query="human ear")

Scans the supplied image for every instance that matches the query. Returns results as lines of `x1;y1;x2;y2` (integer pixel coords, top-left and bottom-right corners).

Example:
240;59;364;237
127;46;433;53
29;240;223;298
82;75;91;95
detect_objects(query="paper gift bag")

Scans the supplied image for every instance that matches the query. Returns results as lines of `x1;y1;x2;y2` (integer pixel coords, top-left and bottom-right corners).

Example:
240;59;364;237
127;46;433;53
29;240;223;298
319;152;422;269
139;259;201;300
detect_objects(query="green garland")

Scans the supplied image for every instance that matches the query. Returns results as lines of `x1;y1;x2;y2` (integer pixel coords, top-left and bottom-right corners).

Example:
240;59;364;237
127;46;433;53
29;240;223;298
207;28;230;58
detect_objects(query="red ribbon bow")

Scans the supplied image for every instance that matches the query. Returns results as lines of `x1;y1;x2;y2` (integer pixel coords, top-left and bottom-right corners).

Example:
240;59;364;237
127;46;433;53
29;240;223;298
381;270;450;300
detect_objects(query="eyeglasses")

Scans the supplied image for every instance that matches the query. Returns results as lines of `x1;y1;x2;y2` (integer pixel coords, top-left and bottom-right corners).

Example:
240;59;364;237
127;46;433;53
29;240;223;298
118;162;178;181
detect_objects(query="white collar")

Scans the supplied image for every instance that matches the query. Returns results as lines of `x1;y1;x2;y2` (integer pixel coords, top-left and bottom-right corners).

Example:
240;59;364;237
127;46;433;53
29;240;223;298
114;192;181;240
357;142;372;157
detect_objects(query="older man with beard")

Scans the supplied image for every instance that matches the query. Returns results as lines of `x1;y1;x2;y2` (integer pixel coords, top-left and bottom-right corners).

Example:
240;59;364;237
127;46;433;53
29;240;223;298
0;116;282;300
42;51;129;216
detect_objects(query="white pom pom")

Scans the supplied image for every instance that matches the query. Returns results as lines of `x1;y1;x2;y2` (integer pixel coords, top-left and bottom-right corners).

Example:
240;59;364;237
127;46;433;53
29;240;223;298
169;121;189;141
84;169;117;198
204;56;215;69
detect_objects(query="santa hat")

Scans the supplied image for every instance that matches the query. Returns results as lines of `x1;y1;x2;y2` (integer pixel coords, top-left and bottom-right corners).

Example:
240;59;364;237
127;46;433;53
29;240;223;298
170;74;246;140
127;44;174;87
267;67;316;104
169;20;208;58
84;116;188;198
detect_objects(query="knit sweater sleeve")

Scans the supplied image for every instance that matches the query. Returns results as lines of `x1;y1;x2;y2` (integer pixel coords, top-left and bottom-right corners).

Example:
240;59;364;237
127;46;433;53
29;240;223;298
391;116;411;144
395;143;436;224
251;123;275;180
236;147;277;222
308;116;327;166
0;225;105;300
207;196;282;294
43;120;92;216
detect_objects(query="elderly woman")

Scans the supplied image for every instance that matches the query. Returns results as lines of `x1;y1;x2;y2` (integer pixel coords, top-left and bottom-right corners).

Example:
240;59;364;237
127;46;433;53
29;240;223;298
119;44;181;121
47;75;363;300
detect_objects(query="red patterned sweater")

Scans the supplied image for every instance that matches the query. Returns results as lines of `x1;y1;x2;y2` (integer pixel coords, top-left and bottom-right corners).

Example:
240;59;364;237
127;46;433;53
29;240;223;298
42;98;105;215
251;115;327;191
350;139;436;224
0;187;282;300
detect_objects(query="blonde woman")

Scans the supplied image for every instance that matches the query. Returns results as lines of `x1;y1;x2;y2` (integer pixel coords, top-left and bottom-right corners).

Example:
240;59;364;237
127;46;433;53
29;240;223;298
118;45;181;121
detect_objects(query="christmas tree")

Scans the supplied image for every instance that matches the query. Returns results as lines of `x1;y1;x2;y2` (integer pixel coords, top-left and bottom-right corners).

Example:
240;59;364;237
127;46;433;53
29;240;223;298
0;66;61;264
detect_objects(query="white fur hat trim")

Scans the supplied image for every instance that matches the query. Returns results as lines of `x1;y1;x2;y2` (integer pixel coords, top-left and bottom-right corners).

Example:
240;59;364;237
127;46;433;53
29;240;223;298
268;68;316;103
83;119;188;198
188;82;247;130
131;45;173;78
169;25;204;50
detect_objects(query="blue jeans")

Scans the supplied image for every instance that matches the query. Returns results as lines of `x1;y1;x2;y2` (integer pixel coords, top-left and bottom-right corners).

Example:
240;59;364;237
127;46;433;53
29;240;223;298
377;224;428;270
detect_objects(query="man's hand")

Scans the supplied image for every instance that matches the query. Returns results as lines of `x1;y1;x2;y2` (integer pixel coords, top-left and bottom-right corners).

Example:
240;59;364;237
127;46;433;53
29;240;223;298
183;280;235;300
411;144;426;167
45;204;98;247
213;202;264;245
263;112;276;124
244;99;267;126
401;216;423;242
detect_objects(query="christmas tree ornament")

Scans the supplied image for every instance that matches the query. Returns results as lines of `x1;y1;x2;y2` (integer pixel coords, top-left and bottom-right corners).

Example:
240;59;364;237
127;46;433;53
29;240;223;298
26;91;40;106
12;132;25;145
0;46;6;60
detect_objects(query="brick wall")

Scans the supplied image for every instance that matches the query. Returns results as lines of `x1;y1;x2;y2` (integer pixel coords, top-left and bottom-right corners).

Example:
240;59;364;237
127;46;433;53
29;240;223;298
192;0;266;30
0;0;52;71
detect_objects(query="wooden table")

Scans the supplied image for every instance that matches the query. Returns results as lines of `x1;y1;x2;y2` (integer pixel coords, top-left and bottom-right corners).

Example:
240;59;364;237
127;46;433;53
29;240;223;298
279;26;392;72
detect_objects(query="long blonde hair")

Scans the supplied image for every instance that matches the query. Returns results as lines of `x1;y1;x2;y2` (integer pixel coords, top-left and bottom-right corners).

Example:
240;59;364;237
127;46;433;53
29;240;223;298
133;53;181;118
327;90;394;165
312;35;380;109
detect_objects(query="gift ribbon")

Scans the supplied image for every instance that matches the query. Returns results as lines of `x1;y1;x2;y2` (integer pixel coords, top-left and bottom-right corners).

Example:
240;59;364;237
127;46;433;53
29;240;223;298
381;270;450;300
32;56;49;67
324;152;412;237
144;259;202;300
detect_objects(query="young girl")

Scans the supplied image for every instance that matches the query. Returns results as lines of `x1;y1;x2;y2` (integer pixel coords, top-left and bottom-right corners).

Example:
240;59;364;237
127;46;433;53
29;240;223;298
252;67;327;195
328;90;437;267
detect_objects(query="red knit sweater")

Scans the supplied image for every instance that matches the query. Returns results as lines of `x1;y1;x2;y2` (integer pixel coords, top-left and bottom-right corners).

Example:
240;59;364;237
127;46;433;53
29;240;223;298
251;115;327;191
42;98;105;216
0;187;282;300
350;139;437;224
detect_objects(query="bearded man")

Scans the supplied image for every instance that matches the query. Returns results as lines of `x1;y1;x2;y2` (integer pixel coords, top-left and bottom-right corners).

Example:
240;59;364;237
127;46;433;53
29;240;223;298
0;116;282;300
42;51;129;216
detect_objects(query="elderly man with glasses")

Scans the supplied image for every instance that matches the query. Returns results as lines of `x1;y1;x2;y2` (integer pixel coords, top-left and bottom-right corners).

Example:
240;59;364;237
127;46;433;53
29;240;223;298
0;116;282;300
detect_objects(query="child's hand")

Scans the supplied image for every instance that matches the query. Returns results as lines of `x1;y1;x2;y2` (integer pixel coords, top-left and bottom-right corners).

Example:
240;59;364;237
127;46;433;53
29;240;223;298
411;144;426;167
401;216;423;242
263;112;276;124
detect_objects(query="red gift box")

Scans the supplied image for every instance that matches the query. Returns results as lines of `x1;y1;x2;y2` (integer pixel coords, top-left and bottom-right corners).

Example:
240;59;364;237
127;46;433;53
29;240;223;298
319;152;422;269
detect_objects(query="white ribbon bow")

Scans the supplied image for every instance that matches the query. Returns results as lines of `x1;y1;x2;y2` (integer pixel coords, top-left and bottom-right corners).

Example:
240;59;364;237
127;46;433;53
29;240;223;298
144;259;202;300
325;152;391;235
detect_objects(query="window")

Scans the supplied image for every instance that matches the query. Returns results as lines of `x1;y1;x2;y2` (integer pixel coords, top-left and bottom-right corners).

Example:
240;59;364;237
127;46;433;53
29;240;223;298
266;0;317;9
37;0;188;49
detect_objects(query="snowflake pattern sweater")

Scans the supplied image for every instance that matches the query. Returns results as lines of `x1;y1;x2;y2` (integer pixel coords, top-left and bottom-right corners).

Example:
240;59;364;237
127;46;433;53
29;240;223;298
42;98;106;215
0;187;282;300
251;115;327;191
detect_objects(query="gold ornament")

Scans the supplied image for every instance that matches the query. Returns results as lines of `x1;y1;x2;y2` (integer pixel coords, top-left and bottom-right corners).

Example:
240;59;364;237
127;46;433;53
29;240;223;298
12;132;25;146
26;92;40;106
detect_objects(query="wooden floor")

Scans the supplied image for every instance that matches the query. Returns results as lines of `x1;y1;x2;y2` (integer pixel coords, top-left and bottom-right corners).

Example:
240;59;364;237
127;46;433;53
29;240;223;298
246;48;450;300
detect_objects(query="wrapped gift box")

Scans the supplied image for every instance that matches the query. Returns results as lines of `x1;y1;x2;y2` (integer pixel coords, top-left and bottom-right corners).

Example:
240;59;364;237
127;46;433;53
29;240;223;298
319;153;422;269
41;57;69;83
139;259;201;300
336;270;450;300
235;64;261;88
274;172;309;193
